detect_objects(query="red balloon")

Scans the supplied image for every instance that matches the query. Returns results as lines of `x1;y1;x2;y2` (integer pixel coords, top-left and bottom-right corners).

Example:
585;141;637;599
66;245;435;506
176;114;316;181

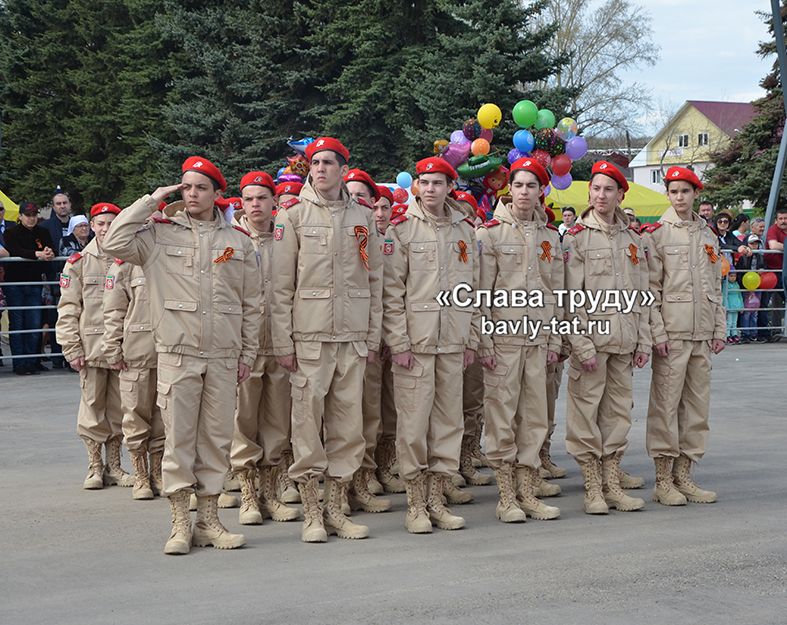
551;154;572;177
531;149;552;169
760;271;778;290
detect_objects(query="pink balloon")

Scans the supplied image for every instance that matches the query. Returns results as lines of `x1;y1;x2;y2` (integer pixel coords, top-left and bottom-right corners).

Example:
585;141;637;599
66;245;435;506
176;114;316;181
479;128;493;142
442;142;471;169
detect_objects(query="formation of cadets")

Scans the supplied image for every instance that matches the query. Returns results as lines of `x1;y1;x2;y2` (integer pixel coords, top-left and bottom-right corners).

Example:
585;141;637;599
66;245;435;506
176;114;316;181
54;137;725;555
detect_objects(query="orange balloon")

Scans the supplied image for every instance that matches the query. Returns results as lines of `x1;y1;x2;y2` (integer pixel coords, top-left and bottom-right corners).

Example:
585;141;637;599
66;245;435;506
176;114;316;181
411;179;420;197
471;138;490;156
721;256;731;277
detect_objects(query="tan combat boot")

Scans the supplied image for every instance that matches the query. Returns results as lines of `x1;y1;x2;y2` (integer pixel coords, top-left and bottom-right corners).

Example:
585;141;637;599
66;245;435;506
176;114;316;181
298;476;327;543
602;454;645;511
460;437;493;486
368;472;385;496
129;448;154;500
404;472;432;534
349;468;392;513
470;426;489;468
278;450;301;503
494;464;526;523
164;489;192;555
323;478;369;539
672;455;716;503
192;494;246;549
426;473;465;530
149;450;163;496
515;466;561;520
103;437;134;487
190;491;239;512
238;468;263;525
652;456;688;506
534;473;562;497
538;447;567;479
443;475;474;505
579;458;609;514
83;439;104;490
259;465;300;521
375;439;405;493
618;467;645;489
223;470;241;492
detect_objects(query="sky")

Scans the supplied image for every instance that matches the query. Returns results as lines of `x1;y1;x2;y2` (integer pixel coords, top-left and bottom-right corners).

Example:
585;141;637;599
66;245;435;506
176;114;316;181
618;0;774;133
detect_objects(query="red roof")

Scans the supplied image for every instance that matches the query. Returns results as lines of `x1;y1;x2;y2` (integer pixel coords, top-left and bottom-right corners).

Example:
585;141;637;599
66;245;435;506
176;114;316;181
687;100;757;137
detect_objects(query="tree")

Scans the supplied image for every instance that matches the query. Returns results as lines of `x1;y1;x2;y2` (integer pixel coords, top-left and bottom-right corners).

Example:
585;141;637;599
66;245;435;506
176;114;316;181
704;4;787;211
535;0;660;137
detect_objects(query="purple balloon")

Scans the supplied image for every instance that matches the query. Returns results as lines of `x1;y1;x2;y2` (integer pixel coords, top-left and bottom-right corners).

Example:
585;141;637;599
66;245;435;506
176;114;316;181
442;142;471;169
479;128;493;142
544;184;552;196
508;148;524;164
565;136;588;161
551;173;573;190
450;130;470;145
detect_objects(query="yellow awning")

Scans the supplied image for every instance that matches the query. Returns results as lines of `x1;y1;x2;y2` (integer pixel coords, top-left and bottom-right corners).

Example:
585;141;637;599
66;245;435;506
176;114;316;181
1;189;19;221
546;181;671;221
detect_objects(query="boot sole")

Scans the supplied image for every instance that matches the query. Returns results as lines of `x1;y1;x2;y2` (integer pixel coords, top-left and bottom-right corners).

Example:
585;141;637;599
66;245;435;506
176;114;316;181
326;527;369;539
302;533;328;543
684;495;717;504
132;490;155;500
522;508;560;520
607;502;644;512
192;536;246;549
239;514;264;525
269;510;301;522
406;524;433;534
652;492;687;506
164;543;191;555
496;512;526;523
83;481;104;490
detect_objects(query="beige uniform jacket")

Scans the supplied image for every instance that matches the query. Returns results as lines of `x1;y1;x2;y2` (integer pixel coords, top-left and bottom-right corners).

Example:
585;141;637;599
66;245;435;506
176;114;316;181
641;206;726;344
477;200;564;356
101;261;157;369
102;196;261;366
271;180;383;356
56;238;115;366
382;197;481;355
563;207;651;362
234;214;276;356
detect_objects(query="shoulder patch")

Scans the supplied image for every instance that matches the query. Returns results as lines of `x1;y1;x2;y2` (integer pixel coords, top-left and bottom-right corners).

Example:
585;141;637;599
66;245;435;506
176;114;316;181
391;214;409;226
356;197;373;209
481;219;501;228
113;258;125;265
546;223;559;232
279;198;300;210
152;215;174;224
232;225;251;237
641;222;662;234
67;252;82;264
567;224;586;236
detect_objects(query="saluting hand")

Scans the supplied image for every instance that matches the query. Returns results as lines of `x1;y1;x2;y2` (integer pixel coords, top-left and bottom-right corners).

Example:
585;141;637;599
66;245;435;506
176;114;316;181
151;183;185;205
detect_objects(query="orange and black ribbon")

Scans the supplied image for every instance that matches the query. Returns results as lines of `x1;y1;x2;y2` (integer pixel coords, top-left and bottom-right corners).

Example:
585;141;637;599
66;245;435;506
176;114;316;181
213;247;235;263
629;243;639;265
354;225;369;270
704;244;718;263
458;240;469;263
539;241;552;262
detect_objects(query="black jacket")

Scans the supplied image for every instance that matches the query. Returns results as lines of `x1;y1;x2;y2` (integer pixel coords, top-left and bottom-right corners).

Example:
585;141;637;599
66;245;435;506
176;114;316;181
3;223;55;283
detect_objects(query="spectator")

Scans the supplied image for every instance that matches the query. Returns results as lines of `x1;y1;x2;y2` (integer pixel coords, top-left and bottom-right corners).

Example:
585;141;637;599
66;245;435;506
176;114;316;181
751;217;766;238
58;215;90;256
698;200;715;225
41;190;73;253
2;202;55;375
0;203;15;247
737;234;766;342
723;264;743;344
731;213;751;241
632;218;642;232
763;206;787;339
715;212;752;258
558;206;576;236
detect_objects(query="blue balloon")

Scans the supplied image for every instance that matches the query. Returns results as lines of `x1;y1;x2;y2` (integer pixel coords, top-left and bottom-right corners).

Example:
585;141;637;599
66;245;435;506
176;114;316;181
513;129;535;154
396;171;413;189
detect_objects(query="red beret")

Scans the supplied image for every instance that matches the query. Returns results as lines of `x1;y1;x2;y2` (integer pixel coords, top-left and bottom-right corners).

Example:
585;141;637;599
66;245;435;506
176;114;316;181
591;161;629;193
452;190;479;212
665;166;704;190
344;169;381;201
391;203;408;218
275;181;303;197
416;157;457;181
182;156;227;191
214;197;241;213
305;137;350;163
545;207;556;223
376;185;394;204
90;202;121;217
510;157;550;187
240;171;275;193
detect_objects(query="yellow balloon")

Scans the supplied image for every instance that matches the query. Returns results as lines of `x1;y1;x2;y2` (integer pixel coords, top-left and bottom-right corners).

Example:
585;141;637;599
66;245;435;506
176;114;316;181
496;185;510;198
477;103;502;129
742;271;761;291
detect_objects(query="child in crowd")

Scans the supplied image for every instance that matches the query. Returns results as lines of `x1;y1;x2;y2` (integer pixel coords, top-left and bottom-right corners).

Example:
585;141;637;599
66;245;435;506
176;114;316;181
736;234;766;342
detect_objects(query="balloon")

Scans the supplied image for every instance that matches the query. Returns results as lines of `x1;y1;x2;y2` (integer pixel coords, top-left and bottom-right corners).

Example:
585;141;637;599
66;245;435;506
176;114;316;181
543;184;551;197
513;129;535;153
396;171;413;189
565;136;588;160
496;184;510;198
457;155;504;180
535;109;556;130
278;173;302;183
477;103;502;129
556;117;578;141
392;188;409;204
463;118;482;141
760;271;778;290
287;137;315;154
742;271;761;291
551;173;573;191
450;129;469;144
721;256;731;277
434;139;449;155
508;148;524;164
442;142;471;168
551;154;573;177
471;138;490;156
512;100;539;128
479;128;493;142
276;167;286;180
531;149;552;169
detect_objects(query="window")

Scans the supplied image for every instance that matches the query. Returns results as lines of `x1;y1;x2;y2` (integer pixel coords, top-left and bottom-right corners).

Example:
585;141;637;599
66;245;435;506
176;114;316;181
698;133;709;146
678;134;689;148
651;170;660;184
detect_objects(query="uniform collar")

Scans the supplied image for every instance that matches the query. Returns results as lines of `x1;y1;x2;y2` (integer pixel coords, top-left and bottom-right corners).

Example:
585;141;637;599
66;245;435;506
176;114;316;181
660;205;704;230
578;206;628;233
407;197;467;225
492;198;546;227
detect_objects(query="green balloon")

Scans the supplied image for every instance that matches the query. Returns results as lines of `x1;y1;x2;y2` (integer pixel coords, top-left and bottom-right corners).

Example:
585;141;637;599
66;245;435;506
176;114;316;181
512;100;539;128
535;109;556;130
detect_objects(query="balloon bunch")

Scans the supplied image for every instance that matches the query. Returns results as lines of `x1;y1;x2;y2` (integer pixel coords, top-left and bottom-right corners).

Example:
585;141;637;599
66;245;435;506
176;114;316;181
276;137;315;183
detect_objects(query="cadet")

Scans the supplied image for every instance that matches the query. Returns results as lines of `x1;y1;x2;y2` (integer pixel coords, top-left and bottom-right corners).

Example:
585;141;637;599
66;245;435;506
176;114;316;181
230;171;299;525
477;158;563;522
383;156;481;534
641;166;725;505
102;257;165;500
563;161;651;515
103;156;261;555
271;138;383;543
56;203;133;491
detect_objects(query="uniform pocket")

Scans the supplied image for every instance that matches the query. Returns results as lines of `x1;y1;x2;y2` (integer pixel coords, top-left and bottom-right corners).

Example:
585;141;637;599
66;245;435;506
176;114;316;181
409;241;437;271
156;380;172;410
164;245;195;275
301;226;330;254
